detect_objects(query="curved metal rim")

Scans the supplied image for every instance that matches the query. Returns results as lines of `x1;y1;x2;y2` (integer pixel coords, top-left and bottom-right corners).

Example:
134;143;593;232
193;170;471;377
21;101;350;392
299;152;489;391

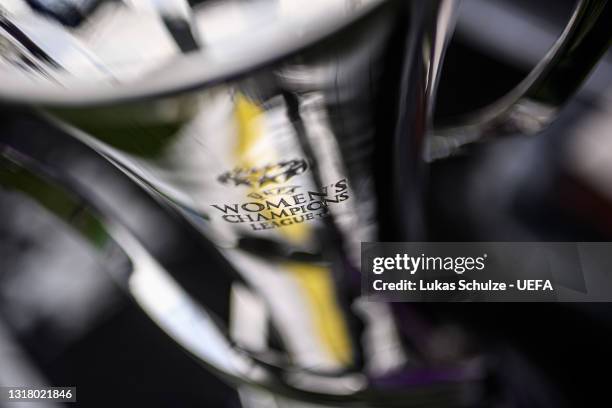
0;0;386;108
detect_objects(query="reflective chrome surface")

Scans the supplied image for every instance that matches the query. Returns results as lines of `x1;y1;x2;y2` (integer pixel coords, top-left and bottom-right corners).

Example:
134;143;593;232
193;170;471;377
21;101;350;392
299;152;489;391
0;142;483;406
428;0;611;160
0;0;609;406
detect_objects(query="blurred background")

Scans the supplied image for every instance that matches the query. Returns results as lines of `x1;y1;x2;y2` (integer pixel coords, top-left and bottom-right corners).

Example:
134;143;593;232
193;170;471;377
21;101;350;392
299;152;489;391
1;0;611;406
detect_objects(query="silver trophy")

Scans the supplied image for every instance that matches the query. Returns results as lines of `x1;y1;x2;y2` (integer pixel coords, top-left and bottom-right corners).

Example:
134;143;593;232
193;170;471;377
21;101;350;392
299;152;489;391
0;0;609;406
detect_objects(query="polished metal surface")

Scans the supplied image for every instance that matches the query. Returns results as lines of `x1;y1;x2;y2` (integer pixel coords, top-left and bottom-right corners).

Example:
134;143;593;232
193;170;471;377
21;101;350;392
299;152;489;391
0;0;609;406
428;0;612;160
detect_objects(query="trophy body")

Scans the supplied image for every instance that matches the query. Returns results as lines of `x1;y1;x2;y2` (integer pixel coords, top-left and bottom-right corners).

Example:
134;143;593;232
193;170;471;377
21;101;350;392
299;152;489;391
0;0;609;405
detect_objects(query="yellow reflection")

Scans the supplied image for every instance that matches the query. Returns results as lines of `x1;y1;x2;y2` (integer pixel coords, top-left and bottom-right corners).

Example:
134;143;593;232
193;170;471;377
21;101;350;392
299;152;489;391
285;262;353;365
233;92;310;244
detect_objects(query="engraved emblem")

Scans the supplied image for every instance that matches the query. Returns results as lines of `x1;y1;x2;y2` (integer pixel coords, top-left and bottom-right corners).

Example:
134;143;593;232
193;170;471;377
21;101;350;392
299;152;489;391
218;159;308;187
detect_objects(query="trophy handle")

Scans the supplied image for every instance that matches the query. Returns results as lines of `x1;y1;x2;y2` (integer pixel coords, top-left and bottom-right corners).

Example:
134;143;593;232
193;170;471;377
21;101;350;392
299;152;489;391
427;0;612;160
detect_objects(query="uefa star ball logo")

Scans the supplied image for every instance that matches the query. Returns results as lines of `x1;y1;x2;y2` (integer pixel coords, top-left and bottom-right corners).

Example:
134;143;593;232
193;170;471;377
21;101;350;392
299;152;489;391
218;159;308;188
